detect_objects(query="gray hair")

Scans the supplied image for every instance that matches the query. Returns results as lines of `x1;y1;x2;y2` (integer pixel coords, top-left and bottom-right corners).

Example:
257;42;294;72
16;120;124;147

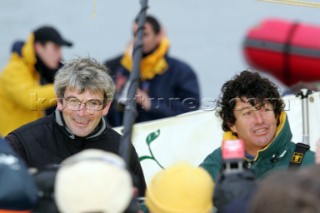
54;57;114;105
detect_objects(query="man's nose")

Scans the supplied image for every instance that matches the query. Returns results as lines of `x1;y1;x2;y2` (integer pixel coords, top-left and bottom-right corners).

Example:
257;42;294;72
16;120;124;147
76;104;94;115
254;111;264;123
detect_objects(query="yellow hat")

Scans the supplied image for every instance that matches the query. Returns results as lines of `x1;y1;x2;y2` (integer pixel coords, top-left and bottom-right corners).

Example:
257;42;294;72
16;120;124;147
145;162;214;213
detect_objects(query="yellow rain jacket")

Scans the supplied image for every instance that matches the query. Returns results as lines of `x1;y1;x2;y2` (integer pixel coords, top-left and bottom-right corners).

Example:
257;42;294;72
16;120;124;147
0;34;56;136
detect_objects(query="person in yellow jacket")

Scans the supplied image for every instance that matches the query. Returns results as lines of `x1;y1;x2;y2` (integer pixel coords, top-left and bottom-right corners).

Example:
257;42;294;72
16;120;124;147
0;26;72;136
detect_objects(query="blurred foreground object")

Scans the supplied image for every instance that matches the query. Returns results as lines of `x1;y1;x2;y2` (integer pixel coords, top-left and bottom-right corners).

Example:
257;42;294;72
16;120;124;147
249;166;320;213
55;149;134;213
0;137;38;212
145;162;214;213
243;18;320;87
214;140;256;213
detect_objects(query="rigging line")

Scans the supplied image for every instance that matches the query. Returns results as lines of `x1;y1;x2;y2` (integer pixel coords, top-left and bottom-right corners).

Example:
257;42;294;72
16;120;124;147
257;0;320;8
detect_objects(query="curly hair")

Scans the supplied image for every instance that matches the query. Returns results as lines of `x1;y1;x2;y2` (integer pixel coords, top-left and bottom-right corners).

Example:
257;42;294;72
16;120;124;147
217;70;284;132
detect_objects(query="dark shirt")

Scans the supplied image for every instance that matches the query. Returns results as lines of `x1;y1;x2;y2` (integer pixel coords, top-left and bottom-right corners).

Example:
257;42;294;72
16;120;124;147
105;54;200;127
5;111;147;196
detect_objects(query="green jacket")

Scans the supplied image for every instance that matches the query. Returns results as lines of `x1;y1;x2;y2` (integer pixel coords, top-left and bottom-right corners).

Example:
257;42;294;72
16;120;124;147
200;112;315;181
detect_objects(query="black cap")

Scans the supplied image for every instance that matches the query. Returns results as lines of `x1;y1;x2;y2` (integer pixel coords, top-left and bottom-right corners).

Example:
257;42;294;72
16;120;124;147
34;26;73;47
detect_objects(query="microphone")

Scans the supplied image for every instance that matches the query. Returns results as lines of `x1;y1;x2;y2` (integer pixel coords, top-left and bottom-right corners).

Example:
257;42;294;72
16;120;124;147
214;139;256;212
221;139;245;173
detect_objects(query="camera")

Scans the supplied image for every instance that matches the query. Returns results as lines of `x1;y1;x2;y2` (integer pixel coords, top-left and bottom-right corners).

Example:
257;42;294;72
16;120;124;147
214;139;256;213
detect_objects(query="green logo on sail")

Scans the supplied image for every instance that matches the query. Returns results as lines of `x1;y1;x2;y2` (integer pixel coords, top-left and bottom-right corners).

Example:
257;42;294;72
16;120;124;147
139;129;164;169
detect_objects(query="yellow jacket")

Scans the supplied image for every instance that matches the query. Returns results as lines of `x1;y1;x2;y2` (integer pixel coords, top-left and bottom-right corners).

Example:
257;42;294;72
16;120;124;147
0;34;56;136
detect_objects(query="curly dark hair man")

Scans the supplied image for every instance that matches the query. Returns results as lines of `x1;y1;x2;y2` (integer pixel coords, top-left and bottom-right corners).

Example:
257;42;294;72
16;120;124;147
200;70;315;182
218;70;284;133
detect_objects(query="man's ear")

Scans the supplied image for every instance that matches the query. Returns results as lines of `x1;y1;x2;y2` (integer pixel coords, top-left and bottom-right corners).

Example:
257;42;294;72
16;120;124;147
56;97;64;111
34;41;43;54
155;32;162;44
229;124;237;134
102;101;112;116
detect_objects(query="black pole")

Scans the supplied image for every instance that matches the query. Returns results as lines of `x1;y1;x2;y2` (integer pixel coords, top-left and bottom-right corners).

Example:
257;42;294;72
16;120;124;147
119;0;149;165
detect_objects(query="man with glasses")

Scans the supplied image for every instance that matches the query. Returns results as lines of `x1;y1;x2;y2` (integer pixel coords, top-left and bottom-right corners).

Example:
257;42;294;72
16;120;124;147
5;57;147;196
200;70;315;181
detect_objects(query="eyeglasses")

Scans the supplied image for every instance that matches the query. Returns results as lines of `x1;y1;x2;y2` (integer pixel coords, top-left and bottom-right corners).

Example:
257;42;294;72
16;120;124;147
235;104;274;119
63;96;104;111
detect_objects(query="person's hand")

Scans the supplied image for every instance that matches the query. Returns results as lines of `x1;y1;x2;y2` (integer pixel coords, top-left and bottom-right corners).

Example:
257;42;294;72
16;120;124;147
115;73;128;93
135;89;151;111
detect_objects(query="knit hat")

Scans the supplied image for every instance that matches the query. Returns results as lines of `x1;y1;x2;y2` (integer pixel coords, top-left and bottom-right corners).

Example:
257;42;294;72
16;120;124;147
34;26;72;47
145;162;215;213
54;149;133;213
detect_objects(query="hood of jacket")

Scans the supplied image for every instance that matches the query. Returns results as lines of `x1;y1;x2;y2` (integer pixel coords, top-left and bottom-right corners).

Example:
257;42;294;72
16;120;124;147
21;33;38;70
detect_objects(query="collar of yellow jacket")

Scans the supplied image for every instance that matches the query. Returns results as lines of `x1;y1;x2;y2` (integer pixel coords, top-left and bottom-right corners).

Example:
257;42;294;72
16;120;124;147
120;38;170;80
21;33;37;67
222;111;287;161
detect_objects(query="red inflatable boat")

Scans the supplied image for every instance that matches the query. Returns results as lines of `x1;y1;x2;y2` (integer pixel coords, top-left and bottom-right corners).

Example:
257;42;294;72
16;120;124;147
243;18;320;86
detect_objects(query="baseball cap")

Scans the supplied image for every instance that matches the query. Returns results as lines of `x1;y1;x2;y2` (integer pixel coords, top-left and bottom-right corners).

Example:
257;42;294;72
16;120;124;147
34;26;72;47
54;149;133;213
